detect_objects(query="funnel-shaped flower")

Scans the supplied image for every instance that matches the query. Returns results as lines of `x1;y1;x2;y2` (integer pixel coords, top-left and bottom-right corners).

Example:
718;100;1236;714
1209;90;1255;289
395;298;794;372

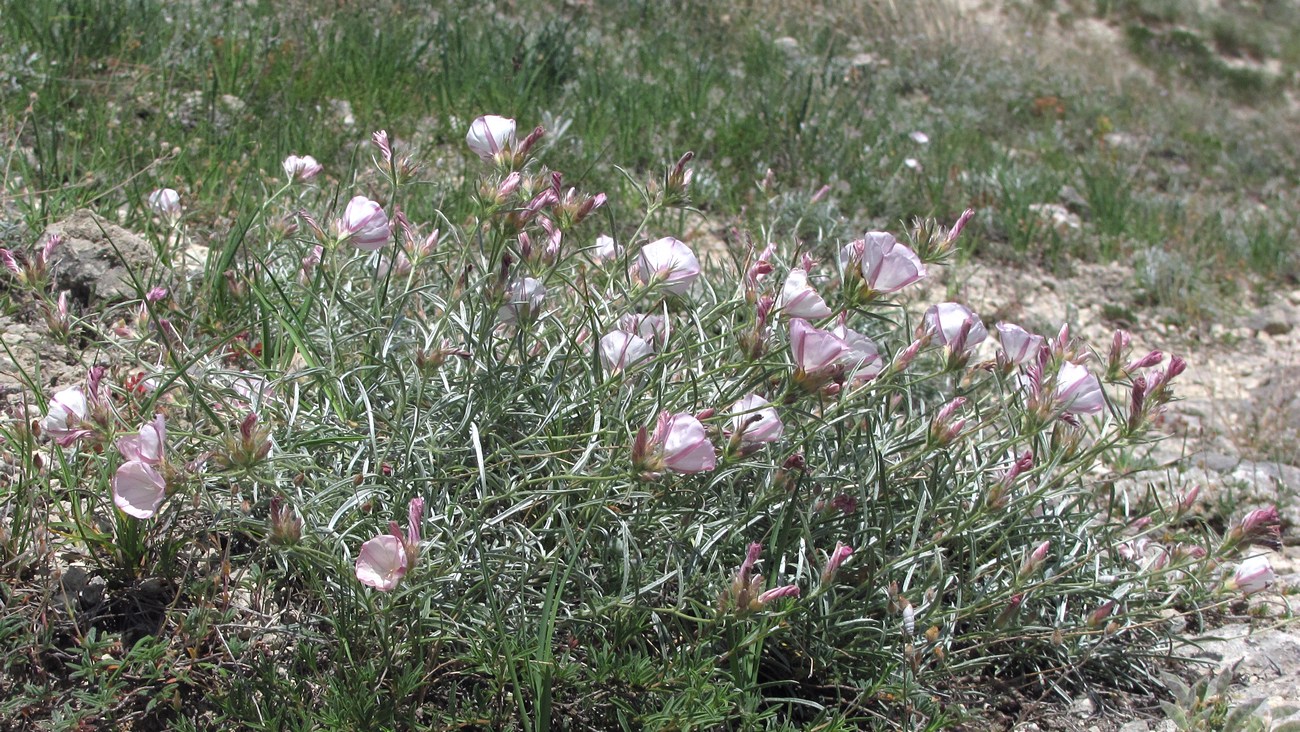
789;318;848;377
336;196;391;250
282;154;323;182
466;115;517;162
1230;555;1275;596
619;313;670;349
862;232;926;293
592;234;621;264
634;237;701;294
356;497;425;591
831;317;883;383
729;394;783;448
923;302;988;354
497;277;546;325
1055;362;1104;415
600;330;653;374
657;412;716;474
113;460;167;519
996;323;1044;365
41;386;88;443
355;535;407;591
148;188;181;224
777;268;832;319
117;414;166;465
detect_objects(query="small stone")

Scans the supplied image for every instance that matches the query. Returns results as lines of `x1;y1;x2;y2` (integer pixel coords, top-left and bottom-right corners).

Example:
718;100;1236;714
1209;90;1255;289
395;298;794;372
1070;694;1095;716
1118;721;1149;732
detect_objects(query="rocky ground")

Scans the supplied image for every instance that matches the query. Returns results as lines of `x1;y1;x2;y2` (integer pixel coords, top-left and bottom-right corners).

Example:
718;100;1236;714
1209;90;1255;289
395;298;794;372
943;260;1300;730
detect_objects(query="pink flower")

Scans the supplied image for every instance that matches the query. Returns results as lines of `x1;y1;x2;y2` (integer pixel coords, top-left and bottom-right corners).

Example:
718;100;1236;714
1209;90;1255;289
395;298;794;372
862;232;926;293
1055;362;1104;415
777;268;832;319
830;317;883;383
117;413;166;465
466;115;517;162
647;412;716;474
282;154;323;182
618;313;670;349
147;188;181;223
592;234;621;264
41;386;88;442
113;460;167;519
497;277;546;324
995;323;1044;365
600;330;653;374
923;302;987;354
355;535;407;591
1230;555;1275;596
729;394;783;447
634;237;701;294
336;196;391;250
789;318;848;376
356;497;425;591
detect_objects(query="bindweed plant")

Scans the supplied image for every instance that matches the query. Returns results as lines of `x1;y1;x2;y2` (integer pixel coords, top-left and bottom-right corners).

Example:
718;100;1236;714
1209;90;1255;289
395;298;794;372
0;117;1286;730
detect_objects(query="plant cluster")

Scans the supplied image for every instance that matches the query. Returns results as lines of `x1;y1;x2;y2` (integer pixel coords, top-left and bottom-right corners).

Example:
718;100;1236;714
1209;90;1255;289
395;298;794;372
0;116;1286;729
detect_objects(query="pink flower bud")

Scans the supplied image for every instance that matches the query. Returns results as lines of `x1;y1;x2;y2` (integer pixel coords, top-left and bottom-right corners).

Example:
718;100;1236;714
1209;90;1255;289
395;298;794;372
1018;541;1050;579
944;208;974;248
1176;486;1200;514
112;460;167;519
929;397;967;445
754;584;801;607
494;171;523;203
269;496;303;545
0;248;21;279
821;541;854;583
405;497;425;566
1124;350;1163;372
1231;506;1282;550
1086;600;1116;627
299;245;323;286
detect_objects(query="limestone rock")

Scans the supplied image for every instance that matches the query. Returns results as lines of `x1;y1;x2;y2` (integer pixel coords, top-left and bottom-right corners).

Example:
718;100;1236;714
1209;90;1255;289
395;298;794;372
44;209;158;304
